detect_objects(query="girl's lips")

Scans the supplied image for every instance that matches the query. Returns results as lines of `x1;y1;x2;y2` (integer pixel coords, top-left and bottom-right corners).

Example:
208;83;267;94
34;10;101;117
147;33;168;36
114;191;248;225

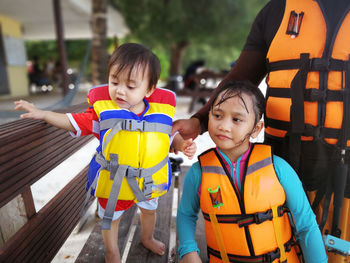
216;134;231;140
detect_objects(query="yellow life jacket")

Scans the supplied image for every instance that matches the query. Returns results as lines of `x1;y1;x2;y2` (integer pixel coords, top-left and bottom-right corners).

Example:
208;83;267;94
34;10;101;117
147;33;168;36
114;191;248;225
86;85;176;229
265;0;350;148
199;144;300;263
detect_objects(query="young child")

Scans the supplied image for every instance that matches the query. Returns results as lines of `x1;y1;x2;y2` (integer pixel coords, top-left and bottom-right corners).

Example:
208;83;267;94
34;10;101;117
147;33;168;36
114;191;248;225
15;43;196;263
176;81;327;263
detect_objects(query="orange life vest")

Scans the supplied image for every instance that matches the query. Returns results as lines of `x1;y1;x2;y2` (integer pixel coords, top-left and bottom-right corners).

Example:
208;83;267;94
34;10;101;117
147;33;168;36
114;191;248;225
199;144;300;263
265;0;350;148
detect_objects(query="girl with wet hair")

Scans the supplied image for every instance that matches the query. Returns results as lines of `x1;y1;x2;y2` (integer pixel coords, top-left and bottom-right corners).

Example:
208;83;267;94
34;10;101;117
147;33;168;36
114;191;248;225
177;80;326;263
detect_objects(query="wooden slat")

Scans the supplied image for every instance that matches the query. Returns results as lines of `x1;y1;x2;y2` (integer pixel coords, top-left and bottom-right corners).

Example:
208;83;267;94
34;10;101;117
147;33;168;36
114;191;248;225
0;125;63;160
0;119;42;136
125;174;175;263
0;167;89;263
0;103;88;138
75;205;138;263
0;131;90;178
0;129;76;172
0;137;91;207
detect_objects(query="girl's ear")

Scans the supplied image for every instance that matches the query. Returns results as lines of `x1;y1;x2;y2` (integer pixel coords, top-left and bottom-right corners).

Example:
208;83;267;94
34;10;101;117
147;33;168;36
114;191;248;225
251;121;264;139
145;85;156;98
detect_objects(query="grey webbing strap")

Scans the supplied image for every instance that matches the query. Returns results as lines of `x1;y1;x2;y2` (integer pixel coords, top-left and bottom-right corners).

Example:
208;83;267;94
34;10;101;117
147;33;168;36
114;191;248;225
125;155;169;202
100;118;124;131
125;171;148;202
101;154;126;230
101;120;125;154
139;121;171;134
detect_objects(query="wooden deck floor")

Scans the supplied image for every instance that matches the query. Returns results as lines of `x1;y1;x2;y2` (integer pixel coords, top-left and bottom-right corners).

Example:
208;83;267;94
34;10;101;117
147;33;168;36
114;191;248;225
75;165;208;263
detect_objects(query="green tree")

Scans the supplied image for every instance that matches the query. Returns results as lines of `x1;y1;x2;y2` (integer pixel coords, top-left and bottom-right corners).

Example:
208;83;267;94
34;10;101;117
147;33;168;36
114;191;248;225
111;0;268;77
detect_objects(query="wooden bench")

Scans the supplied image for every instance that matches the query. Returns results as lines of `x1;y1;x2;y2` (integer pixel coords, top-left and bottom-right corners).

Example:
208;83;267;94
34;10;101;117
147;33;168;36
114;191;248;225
0;103;209;262
0;103;93;263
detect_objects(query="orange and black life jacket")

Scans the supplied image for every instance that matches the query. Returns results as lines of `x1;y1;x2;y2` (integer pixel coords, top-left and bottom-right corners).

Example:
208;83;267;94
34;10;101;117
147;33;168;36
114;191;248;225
199;144;300;263
265;0;350;150
265;0;350;237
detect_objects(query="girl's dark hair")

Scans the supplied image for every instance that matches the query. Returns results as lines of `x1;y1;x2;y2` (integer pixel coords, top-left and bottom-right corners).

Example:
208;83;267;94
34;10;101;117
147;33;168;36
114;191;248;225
108;43;161;91
210;80;265;125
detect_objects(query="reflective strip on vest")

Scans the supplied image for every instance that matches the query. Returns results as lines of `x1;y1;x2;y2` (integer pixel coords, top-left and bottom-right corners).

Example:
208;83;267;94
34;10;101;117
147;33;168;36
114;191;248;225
201;166;226;176
246;156;273;176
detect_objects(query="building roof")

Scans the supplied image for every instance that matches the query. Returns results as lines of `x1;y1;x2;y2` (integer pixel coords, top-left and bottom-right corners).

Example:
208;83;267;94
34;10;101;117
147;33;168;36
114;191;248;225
0;0;129;40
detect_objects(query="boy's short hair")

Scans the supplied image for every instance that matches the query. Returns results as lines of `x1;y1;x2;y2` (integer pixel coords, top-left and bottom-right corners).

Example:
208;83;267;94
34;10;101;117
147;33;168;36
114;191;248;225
108;43;161;91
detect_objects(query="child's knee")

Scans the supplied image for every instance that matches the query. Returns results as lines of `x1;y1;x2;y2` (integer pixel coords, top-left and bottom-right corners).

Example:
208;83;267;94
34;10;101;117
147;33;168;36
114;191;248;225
139;207;156;216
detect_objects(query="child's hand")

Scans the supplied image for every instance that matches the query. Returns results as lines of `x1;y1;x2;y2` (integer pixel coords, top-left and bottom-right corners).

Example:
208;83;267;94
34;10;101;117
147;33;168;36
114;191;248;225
180;138;197;160
14;100;45;120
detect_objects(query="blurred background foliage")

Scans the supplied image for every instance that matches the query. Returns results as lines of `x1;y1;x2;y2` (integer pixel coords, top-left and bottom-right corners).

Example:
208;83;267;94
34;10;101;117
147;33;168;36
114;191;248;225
26;0;268;81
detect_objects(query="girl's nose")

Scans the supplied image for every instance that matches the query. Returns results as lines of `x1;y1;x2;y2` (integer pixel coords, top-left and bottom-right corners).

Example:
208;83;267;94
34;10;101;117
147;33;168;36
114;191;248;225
218;119;231;131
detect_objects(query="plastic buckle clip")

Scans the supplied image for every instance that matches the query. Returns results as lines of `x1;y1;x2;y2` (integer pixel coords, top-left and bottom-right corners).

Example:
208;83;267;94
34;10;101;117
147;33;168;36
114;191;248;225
125;166;141;178
263;248;280;263
122;119;145;131
254;210;272;224
130;120;145;131
143;179;153;198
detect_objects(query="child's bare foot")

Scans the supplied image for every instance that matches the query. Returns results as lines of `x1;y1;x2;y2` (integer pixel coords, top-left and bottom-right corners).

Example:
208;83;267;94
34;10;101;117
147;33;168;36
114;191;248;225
141;237;166;256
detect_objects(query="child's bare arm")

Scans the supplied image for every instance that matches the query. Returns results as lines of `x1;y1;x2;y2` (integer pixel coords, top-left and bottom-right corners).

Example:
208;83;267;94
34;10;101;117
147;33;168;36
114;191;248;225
14;100;75;131
180;252;202;263
171;133;197;160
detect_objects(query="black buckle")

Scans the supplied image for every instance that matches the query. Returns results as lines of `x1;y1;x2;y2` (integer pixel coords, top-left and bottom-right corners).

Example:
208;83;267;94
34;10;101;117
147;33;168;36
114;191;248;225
254;210;272;224
263;248;280;262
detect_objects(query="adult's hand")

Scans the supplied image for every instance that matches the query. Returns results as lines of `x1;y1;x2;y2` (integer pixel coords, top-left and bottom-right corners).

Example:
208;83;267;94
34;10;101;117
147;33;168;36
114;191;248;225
172;117;201;140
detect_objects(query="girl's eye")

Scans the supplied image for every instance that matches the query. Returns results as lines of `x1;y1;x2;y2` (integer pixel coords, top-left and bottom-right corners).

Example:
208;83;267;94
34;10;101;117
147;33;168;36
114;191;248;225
213;113;222;119
128;86;136;90
112;82;118;86
232;118;242;122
